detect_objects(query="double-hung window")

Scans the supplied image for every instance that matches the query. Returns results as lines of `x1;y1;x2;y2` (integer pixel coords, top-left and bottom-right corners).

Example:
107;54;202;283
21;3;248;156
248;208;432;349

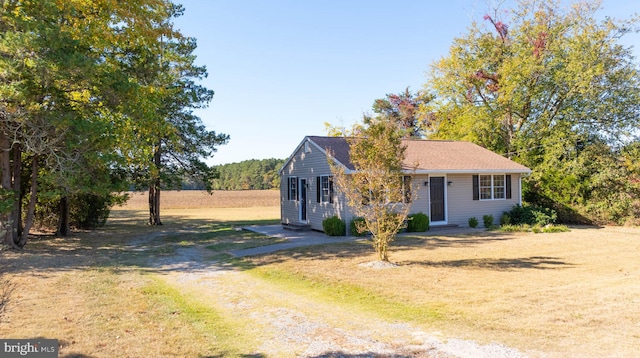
288;177;297;201
474;174;510;200
316;175;333;203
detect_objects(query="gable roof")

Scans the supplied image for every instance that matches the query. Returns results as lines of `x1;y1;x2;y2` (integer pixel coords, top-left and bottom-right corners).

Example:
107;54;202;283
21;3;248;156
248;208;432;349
284;136;531;174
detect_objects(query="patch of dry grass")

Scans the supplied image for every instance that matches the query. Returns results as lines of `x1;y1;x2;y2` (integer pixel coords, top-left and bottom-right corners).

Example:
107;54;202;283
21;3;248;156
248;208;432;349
117;190;279;210
1;265;224;356
246;226;640;357
0;191;280;357
112;190;280;225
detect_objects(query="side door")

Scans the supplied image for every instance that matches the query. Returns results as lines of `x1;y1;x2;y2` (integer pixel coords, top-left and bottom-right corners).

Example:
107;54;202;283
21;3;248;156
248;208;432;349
430;176;446;222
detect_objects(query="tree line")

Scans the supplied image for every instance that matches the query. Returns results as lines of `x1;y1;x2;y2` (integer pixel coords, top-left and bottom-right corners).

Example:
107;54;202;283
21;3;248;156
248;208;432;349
0;0;228;248
212;158;284;190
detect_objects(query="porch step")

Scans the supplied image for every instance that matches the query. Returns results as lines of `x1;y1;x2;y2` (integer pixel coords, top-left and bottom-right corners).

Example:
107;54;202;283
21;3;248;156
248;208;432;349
282;222;311;231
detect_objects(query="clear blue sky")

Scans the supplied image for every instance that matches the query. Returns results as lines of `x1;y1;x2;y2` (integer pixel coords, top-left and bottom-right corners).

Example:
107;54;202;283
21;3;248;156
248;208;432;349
172;0;640;165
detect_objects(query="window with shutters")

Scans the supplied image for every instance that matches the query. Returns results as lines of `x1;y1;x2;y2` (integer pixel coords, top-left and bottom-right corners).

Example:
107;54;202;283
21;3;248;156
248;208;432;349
320;175;331;203
317;175;333;203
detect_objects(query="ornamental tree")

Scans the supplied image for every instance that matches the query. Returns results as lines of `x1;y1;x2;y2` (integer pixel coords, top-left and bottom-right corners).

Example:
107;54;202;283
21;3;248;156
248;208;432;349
329;119;415;262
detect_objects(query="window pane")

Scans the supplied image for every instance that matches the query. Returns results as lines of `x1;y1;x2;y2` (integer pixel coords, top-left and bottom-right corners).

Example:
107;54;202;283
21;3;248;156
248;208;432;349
321;177;328;202
493;175;505;199
480;175;492;186
480;175;492;199
289;177;297;200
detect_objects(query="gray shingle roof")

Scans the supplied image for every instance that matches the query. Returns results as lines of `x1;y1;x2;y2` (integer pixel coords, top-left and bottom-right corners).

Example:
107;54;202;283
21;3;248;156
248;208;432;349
307;136;531;173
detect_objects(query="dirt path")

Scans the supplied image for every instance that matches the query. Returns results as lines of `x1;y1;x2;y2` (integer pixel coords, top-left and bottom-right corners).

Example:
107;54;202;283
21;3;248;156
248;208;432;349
152;245;527;358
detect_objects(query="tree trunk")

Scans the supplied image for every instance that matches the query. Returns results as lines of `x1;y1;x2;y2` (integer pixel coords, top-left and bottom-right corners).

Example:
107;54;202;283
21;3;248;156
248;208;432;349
20;157;39;245
12;145;22;241
0;124;19;248
57;196;70;236
148;140;162;226
148;182;162;225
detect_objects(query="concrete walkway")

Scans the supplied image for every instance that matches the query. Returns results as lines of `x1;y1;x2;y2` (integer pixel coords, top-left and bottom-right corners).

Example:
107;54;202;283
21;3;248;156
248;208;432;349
230;224;484;257
230;225;362;257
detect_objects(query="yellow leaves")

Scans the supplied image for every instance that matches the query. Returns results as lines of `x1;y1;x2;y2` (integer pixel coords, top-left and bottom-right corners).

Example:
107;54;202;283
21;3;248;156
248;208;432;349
67;89;92;108
22;56;35;68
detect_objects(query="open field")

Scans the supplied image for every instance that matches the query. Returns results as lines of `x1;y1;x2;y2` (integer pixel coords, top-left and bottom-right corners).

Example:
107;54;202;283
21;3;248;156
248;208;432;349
1;190;639;357
117;189;280;209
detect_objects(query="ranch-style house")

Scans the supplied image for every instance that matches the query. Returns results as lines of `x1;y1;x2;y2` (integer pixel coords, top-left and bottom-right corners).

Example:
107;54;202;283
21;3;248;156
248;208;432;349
280;136;531;233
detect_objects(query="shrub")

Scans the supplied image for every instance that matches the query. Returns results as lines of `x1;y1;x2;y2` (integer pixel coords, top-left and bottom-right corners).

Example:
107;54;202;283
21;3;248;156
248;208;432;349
349;217;368;236
407;212;430;232
483;214;494;228
468;217;478;228
500;213;511;226
541;224;570;233
532;209;557;226
507;204;557;226
322;216;346;236
500;224;569;233
500;224;526;232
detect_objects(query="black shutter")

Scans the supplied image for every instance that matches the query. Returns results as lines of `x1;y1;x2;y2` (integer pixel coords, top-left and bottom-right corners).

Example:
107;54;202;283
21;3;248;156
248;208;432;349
329;176;334;203
316;176;320;203
287;177;291;200
472;175;479;201
506;174;512;199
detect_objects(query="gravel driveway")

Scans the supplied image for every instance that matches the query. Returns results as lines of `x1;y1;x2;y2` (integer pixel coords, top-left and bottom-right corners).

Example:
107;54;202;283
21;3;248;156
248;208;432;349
153;244;528;358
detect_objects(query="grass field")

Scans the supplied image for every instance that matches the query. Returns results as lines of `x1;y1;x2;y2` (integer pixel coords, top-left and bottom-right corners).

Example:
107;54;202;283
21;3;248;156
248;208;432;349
117;189;280;209
1;190;639;357
246;226;640;356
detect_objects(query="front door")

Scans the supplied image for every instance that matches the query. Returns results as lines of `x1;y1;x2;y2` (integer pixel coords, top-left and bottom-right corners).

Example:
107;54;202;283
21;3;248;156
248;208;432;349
299;178;307;222
430;177;445;222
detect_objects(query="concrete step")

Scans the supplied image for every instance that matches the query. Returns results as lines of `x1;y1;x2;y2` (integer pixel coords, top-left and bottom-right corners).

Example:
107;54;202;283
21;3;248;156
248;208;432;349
282;222;311;231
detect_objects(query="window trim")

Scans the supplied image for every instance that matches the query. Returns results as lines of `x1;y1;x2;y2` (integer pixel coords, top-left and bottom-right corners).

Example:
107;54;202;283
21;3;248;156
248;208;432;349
476;174;507;201
316;175;333;203
492;175;505;200
288;176;298;201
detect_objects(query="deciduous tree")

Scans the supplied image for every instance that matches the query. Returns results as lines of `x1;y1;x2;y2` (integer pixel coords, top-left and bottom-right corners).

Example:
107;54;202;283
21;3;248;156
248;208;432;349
422;0;640;223
329;119;415;262
367;87;433;138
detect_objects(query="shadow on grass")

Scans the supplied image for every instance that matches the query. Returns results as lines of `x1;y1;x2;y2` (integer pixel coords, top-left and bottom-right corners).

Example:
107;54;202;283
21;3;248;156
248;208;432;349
398;256;573;271
308;353;417;358
239;231;523;268
199;355;266;358
2;214;575;276
0;213;280;276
